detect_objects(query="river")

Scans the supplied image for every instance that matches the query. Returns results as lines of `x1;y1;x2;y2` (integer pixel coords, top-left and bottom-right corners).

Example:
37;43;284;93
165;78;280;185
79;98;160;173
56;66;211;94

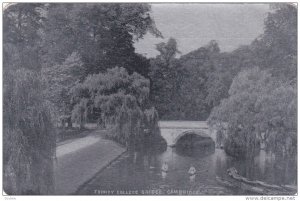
77;143;296;195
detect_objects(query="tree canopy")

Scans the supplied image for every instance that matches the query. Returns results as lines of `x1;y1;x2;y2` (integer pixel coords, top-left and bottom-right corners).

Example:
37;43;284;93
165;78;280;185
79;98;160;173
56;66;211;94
208;4;297;158
43;4;161;77
3;3;163;194
70;67;164;148
3;3;297;194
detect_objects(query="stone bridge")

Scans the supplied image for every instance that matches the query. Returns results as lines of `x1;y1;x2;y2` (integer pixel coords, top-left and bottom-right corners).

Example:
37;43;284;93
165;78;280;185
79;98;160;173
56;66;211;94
159;121;216;147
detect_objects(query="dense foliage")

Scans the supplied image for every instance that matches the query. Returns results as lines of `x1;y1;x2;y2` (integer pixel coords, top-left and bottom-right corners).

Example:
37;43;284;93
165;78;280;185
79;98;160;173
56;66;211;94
209;68;296;158
41;3;161;124
42;52;85;126
149;38;186;119
71;67;165;148
3;3;162;194
3;4;56;194
150;38;235;120
43;3;161;77
208;4;297;158
3;70;55;194
149;4;297;160
3;2;297;194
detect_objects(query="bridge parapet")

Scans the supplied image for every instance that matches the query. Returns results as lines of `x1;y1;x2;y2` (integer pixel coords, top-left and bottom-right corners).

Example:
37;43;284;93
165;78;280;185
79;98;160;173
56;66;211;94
159;121;215;147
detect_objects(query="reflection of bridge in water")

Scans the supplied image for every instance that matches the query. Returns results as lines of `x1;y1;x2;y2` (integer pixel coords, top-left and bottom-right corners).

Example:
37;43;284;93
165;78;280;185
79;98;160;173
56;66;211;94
158;121;216;147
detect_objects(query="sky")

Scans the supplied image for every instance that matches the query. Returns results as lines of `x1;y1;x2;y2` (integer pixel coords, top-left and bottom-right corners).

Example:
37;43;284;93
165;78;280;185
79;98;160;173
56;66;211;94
134;3;271;58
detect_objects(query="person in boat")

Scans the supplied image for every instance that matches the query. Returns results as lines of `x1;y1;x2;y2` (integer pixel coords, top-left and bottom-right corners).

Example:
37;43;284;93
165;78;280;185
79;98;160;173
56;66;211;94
188;164;196;182
161;162;168;180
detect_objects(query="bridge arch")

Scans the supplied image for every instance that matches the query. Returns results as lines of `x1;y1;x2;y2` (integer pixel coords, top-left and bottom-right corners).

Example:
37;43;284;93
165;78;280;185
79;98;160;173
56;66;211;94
158;121;216;147
172;130;213;147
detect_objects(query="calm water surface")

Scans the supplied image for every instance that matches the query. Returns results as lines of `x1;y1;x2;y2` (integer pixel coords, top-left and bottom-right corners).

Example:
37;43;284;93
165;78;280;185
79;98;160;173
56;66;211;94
78;144;296;195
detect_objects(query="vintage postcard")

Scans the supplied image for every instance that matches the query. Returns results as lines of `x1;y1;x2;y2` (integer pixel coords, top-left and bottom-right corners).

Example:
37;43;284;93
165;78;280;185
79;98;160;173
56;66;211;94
2;2;297;197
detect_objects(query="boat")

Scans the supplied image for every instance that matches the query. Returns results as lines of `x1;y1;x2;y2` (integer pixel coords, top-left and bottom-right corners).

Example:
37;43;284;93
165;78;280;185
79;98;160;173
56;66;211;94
215;167;297;195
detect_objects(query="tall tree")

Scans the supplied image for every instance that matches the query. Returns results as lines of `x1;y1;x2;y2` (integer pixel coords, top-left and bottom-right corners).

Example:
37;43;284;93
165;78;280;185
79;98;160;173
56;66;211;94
41;3;162;122
3;3;45;71
149;38;186;119
42;52;85;127
178;40;220;120
209;67;296;158
43;3;161;77
208;4;297;159
3;4;55;194
70;67;165;149
252;3;297;81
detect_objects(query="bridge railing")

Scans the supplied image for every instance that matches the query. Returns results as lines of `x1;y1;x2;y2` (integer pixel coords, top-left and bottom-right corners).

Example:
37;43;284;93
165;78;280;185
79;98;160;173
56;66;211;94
158;121;208;129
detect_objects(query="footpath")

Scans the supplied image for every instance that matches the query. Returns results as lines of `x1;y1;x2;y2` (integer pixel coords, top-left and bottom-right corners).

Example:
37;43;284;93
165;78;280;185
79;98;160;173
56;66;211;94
54;129;126;195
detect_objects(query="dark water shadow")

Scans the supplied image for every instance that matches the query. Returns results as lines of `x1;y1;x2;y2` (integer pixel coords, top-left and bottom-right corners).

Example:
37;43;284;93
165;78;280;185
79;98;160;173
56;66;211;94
174;133;215;158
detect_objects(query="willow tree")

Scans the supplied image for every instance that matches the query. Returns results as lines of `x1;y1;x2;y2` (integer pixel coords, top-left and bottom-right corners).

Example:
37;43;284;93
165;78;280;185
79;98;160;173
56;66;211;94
3;4;55;194
4;69;56;194
41;3;162;127
209;67;296;158
208;4;297;159
71;67;164;148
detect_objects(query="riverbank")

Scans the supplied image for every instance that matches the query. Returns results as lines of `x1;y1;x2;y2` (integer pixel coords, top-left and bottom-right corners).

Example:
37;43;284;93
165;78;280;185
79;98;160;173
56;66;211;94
54;129;126;195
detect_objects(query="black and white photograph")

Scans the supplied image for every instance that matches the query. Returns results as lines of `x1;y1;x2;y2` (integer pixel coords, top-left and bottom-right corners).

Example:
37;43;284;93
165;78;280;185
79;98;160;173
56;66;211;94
2;2;298;197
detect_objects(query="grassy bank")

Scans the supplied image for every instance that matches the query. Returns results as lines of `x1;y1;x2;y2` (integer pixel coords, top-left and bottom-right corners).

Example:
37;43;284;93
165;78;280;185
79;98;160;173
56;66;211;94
54;129;126;195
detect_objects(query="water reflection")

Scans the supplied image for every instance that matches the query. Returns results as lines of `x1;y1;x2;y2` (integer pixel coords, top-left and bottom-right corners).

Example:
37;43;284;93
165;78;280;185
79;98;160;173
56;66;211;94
175;134;215;157
78;145;297;195
215;149;297;186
